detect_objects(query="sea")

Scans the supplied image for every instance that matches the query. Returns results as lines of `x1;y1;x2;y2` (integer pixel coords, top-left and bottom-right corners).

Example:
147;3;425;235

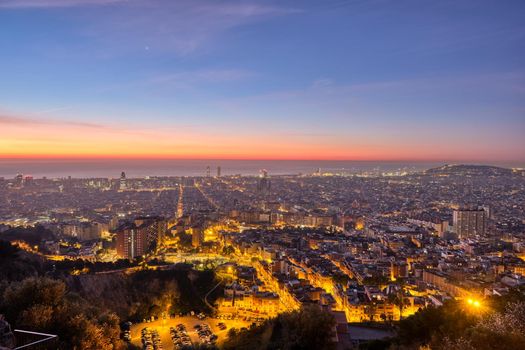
0;159;522;179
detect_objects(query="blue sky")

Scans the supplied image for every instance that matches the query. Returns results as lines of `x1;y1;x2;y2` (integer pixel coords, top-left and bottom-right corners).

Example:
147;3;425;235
0;0;524;161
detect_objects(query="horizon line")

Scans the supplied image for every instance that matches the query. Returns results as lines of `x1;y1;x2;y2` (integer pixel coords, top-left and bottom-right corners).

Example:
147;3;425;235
0;155;524;165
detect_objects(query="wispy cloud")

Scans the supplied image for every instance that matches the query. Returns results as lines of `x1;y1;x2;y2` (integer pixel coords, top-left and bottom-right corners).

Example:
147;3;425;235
79;1;299;55
32;106;73;115
149;69;256;86
95;68;256;94
1;1;299;56
0;0;127;8
0;113;106;129
213;70;525;133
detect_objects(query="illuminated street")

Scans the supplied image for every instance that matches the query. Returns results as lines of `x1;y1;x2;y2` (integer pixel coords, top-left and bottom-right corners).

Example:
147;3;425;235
1;1;524;349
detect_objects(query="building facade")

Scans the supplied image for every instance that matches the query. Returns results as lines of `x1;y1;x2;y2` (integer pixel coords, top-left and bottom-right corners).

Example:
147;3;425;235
115;216;166;259
453;208;486;238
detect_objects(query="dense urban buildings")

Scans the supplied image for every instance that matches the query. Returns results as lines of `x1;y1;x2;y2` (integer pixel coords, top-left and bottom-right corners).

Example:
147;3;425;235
1;163;525;349
1;1;524;349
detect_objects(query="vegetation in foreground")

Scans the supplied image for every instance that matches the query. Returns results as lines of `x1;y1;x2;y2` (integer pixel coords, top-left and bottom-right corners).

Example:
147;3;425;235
361;288;525;350
1;277;122;349
222;305;336;350
0;240;220;349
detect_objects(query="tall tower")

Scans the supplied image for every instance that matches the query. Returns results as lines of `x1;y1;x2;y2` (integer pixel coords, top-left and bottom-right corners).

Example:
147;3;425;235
206;166;211;178
176;183;184;218
14;173;23;188
119;171;127;190
257;169;270;193
217;166;221;178
453;208;486;238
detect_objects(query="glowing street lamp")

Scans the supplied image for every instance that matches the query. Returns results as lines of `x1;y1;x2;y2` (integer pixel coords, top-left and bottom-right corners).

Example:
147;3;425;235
466;298;481;309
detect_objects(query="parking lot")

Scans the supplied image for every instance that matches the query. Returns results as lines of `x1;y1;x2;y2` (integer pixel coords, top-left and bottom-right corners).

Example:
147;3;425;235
129;315;252;349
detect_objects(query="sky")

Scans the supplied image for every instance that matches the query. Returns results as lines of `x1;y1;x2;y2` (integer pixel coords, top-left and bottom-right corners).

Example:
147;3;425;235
0;0;524;162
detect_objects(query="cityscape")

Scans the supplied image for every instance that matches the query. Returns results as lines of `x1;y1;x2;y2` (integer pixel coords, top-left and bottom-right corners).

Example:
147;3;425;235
1;164;524;349
1;1;524;350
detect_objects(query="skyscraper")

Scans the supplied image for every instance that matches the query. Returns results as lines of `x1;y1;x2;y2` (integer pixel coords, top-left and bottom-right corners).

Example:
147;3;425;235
257;169;270;193
217;166;221;178
176;184;184;218
14;173;23;188
206;166;211;178
115;217;166;259
453;208;487;238
119;171;127;190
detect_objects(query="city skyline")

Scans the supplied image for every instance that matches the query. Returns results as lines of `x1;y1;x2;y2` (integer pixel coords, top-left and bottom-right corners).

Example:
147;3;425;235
1;3;525;348
1;0;524;162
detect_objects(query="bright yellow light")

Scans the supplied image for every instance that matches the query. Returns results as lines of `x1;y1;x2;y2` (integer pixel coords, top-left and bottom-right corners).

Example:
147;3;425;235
466;298;481;308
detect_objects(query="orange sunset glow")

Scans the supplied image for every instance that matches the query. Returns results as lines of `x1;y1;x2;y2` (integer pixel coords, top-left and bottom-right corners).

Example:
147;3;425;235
1;112;522;162
1;3;525;350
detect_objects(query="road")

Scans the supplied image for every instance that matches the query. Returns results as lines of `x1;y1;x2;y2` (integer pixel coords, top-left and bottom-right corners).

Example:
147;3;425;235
204;275;223;311
194;182;220;209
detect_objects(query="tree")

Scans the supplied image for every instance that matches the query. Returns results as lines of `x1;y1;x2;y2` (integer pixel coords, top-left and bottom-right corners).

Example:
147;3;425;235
331;273;350;286
222;245;235;256
395;299;478;348
392;292;408;320
440;301;525;350
387;281;408;320
223;305;336;350
0;277;123;350
392;289;525;349
0;240;44;282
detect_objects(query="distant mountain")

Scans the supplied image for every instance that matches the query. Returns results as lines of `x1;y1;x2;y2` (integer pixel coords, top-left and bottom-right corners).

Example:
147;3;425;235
425;164;513;176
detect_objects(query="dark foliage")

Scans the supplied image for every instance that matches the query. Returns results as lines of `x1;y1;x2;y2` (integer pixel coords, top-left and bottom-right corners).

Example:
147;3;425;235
0;240;222;349
0;277;123;350
65;267;219;322
222;305;336;350
390;288;525;350
0;240;44;282
0;225;55;246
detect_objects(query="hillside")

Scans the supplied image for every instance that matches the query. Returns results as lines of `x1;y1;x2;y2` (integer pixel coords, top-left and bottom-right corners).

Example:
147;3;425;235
425;164;513;176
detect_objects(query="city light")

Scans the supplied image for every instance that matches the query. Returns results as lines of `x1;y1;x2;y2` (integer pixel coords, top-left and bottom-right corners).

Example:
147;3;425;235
0;1;523;349
466;298;482;309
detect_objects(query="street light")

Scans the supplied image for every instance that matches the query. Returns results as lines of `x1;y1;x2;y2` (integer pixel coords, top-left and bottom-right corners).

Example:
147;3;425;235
466;298;481;309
